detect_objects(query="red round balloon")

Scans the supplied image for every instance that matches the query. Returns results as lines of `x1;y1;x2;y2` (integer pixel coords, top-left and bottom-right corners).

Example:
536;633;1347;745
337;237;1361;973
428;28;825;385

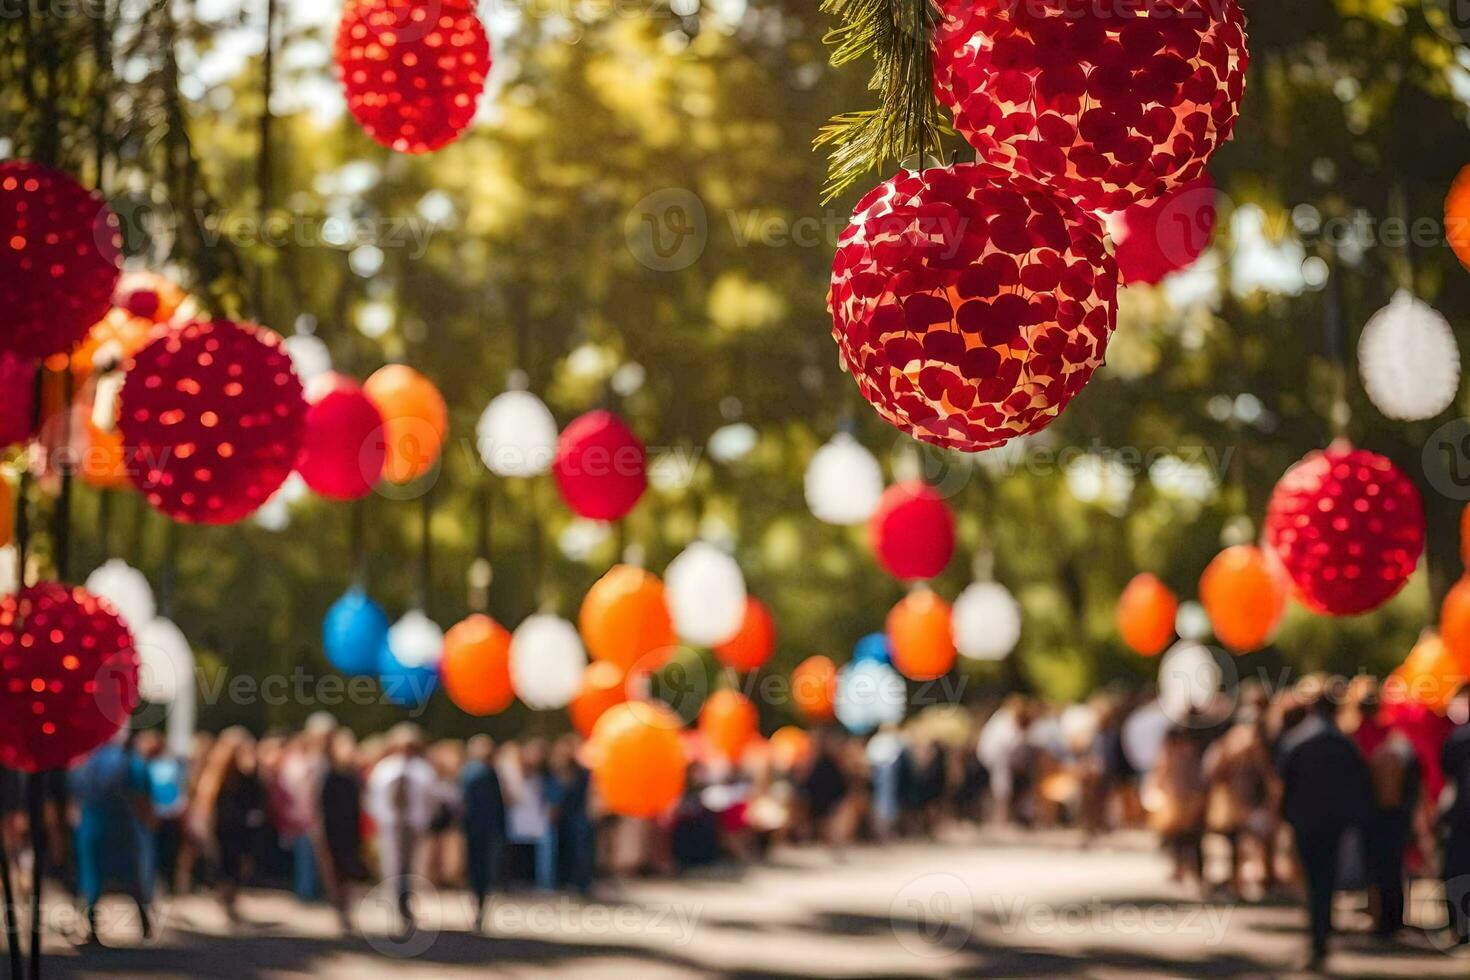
0;352;37;447
714;598;777;673
297;373;386;500
0;582;138;773
0;161;122;358
933;0;1249;213
869;481;956;580
119;321;306;524
1110;176;1217;285
1265;443;1424;616
831;164;1117;452
335;0;491;154
553;410;647;522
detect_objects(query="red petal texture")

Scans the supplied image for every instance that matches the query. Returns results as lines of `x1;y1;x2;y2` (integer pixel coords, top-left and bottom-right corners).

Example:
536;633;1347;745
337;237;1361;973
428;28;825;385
1111;174;1217;284
934;0;1248;213
298;374;387;501
869;482;956;580
553;410;648;522
830;164;1118;452
1264;443;1425;616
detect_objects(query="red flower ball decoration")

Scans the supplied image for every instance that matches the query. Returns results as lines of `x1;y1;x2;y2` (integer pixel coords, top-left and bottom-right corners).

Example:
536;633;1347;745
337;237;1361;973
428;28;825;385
933;0;1249;213
0;583;138;774
869;481;956;580
119;321;306;525
1264;442;1425;616
0;161;122;358
831;164;1118;452
297;373;386;501
335;0;491;154
1110;175;1217;285
553;410;648;522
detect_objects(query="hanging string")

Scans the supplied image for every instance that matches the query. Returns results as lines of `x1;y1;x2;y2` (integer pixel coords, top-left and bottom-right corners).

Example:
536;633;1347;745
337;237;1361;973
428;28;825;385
160;519;179;620
1321;253;1351;442
468;477;492;614
349;497;367;590
416;486;433;611
254;0;277;315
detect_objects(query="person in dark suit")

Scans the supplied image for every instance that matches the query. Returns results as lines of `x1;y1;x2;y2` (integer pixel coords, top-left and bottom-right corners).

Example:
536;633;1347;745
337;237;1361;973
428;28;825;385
1441;684;1470;947
1275;691;1374;969
460;735;507;933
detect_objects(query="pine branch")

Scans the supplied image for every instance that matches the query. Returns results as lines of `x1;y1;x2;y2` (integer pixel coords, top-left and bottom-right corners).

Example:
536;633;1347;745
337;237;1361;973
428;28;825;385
815;0;948;203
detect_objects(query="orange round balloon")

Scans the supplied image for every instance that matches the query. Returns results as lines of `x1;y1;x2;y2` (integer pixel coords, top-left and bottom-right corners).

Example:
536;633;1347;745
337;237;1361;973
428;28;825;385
886;590;956;681
1461;504;1470;567
440;614;514;716
569;660;629;737
363;364;448;485
699;689;759;761
1393;630;1470;714
79;415;128;490
579;565;676;672
714;598;776;672
588;701;687;818
0;478;12;549
1117;573;1177;657
791;655;837;722
1199;545;1286;654
1441;577;1470;675
1447;165;1470;273
769;725;811;771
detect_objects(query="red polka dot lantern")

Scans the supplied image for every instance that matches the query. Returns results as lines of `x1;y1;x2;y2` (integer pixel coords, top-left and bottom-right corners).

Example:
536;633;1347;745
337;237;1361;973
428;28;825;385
0;161;123;358
830;164;1118;452
1109;175;1217;285
553;410;647;522
869;481;955;580
119;321;306;525
1264;442;1425;616
0;582;138;773
335;0;491;154
0;352;37;447
297;373;386;501
932;0;1249;213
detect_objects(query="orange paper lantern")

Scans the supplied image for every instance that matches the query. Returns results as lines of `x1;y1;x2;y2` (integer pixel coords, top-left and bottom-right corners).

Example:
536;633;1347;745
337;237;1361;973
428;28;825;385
72;308;157;379
1447;164;1470;274
1441;577;1470;673
363;364;448;485
1461;503;1470;567
791;655;837;723
886;591;956;681
1391;631;1470;714
588;701;687;819
569;661;629;738
79;416;128;490
714;598;776;673
699;689;759;761
1199;545;1286;654
1117;573;1177;657
769;725;811;771
578;565;676;673
440;614;514;717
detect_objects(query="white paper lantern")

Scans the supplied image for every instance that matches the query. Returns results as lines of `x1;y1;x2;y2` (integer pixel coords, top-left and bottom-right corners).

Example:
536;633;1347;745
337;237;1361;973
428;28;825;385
509;614;587;710
804;433;884;525
1158;640;1222;723
1358;290;1461;422
665;541;747;647
477;390;559;478
284;334;333;388
386;609;444;669
135;617;194;705
84;558;156;631
952;581;1021;661
835;659;906;734
1174;600;1212;642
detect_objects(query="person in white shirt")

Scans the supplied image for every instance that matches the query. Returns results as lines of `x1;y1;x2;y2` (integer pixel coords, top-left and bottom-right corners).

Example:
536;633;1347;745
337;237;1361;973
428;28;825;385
364;724;440;935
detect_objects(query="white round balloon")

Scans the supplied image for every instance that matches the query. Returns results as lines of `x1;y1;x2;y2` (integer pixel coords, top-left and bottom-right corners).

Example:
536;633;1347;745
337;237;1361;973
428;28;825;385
665;541;747;647
804;433;884;525
835;660;906;734
284;334;333;387
1158;641;1222;723
952;581;1021;661
135;617;194;705
476;390;559;478
386;610;444;669
509;614;587;710
1174;600;1212;642
85;559;156;631
1358;290;1461;422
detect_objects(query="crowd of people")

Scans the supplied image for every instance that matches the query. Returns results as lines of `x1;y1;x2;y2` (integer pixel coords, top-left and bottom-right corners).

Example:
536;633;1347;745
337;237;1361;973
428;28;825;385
0;676;1467;970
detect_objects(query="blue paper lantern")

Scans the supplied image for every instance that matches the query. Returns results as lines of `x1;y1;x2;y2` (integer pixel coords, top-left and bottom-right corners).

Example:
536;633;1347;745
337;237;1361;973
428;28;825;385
852;632;892;666
323;590;390;676
378;635;439;709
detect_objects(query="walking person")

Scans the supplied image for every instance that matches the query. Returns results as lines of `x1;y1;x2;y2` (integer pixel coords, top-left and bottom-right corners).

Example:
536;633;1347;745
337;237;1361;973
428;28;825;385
1355;689;1421;938
460;735;507;930
364;724;439;937
192;728;268;924
1441;683;1470;947
552;735;595;895
320;727;369;933
69;732;153;945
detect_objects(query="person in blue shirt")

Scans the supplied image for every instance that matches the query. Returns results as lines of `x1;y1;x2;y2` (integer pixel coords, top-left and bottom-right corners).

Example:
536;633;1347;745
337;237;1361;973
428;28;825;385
69;731;153;945
459;735;507;932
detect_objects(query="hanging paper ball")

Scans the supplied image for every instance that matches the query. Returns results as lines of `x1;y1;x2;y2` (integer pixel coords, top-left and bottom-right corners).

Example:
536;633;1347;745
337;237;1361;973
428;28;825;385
113;271;187;325
297;374;387;500
1390;630;1470;714
509;614;588;710
79;404;129;489
83;558;156;632
714;598;776;673
869;481;956;580
1175;599;1213;642
853;632;893;666
1357;291;1461;422
73;308;157;380
323;589;390;676
831;165;1118;453
932;0;1249;213
569;661;628;738
119;320;306;524
0;162;123;358
1264;443;1424;616
578;564;676;672
0;353;36;447
586;701;686;819
1440;578;1470;674
665;541;747;647
440;614;514;717
553;410;647;522
1445;164;1470;274
385;609;444;669
952;581;1022;661
769;726;812;771
699;690;759;761
1199;545;1286;653
804;432;884;525
1158;640;1222;722
363;364;448;485
1116;572;1177;656
135;617;193;705
791;655;837;722
284;334;333;389
886;591;956;681
335;0;491;154
0;583;138;773
477;389;558;478
1109;176;1217;285
378;633;440;709
835;659;906;735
